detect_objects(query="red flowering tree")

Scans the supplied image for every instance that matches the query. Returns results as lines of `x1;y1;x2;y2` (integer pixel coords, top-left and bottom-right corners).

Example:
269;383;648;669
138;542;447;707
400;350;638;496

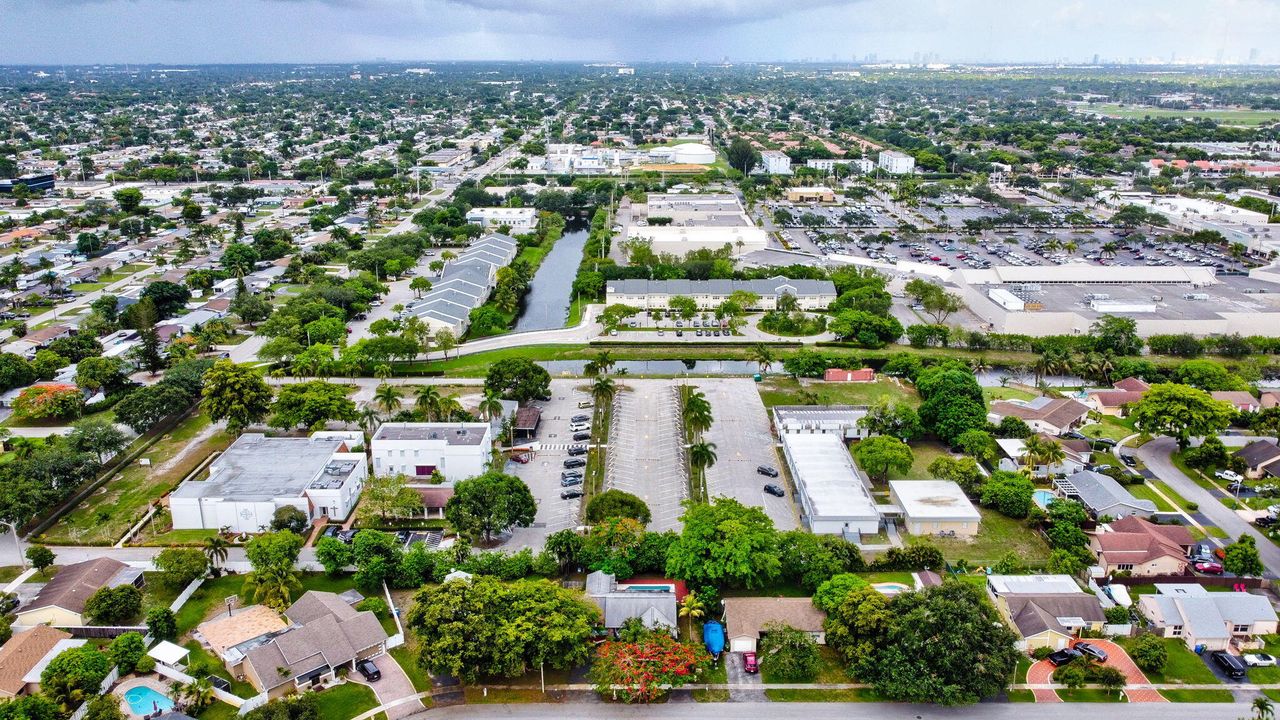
12;383;85;421
590;631;712;703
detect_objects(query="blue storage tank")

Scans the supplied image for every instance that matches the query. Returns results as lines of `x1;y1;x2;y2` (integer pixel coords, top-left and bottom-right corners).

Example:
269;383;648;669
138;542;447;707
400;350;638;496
703;620;725;658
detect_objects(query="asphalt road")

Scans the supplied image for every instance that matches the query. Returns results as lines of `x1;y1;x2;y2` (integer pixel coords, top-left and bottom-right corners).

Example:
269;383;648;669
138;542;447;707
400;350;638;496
416;702;1236;720
1136;435;1280;577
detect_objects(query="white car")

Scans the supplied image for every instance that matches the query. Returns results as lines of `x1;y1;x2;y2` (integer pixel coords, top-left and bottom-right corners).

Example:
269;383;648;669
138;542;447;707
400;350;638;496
1215;470;1244;482
1245;654;1277;667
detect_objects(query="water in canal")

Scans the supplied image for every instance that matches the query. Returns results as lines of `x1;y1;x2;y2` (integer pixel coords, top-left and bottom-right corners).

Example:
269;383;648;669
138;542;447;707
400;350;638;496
512;225;589;333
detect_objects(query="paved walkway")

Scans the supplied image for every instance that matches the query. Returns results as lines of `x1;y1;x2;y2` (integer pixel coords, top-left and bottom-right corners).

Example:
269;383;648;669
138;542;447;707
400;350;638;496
1077;639;1165;703
349;657;425;720
1024;660;1062;702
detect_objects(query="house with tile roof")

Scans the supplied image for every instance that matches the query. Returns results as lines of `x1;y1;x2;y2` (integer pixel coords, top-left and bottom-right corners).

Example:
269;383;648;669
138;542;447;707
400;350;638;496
0;626;77;698
723;597;826;653
1085;377;1149;417
1090;516;1194;577
1235;440;1280;479
988;396;1091;436
242;591;387;699
1211;391;1261;413
1138;584;1278;651
15;557;143;627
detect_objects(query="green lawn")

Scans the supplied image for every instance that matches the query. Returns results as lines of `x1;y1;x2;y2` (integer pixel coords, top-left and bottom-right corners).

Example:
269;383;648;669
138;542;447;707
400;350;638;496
184;641;259;698
1059;688;1126;702
886;440;951;481
905;507;1051;567
140;528;220;546
1127;482;1176;512
757;377;918;409
692;655;729;702
70;282;109;292
762;646;849;685
765;688;883;701
984;387;1037;402
176;572;361;635
0;565;26;583
389;641;434;693
1077;103;1280;126
1006;689;1036;702
1081;416;1136;442
316;683;381;720
1113;637;1220;685
38;412;234;545
1160;689;1235;703
193;701;239;720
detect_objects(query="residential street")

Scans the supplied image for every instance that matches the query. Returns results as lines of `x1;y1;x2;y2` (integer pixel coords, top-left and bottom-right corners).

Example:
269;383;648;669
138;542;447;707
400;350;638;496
410;702;1235;720
1135;435;1280;577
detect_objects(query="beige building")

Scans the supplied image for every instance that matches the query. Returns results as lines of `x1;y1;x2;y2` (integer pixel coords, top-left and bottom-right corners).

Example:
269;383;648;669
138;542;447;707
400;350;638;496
605;277;837;312
0;626;78;698
786;187;835;203
723;597;826;653
985;575;1105;652
1138;584;1278;652
1090;516;1194;577
887;480;980;538
14;557;143;628
197;604;290;678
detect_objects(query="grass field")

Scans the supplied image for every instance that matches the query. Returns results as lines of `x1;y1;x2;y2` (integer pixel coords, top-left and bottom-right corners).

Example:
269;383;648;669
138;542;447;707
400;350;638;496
761;646;850;685
38;412;234;546
389;639;435;693
1078;103;1280;126
1080;416;1136;442
175;572;361;636
885;440;951;481
316;683;381;720
905;507;1051;567
692;656;729;702
1128;482;1176;512
1059;688;1126;702
983;386;1037;402
1113;637;1220;685
1160;689;1235;702
765;688;882;701
757;377;918;409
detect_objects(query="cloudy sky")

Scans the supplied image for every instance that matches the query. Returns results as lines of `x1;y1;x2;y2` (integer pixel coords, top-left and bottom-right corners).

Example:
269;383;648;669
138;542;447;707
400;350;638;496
3;0;1278;65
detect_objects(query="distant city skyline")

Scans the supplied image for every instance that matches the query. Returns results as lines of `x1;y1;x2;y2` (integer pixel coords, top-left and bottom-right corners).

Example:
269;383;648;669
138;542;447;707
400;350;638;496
3;0;1279;66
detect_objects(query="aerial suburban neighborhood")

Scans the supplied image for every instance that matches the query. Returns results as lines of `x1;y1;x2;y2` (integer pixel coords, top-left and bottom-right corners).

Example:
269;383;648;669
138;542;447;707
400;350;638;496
4;3;1280;720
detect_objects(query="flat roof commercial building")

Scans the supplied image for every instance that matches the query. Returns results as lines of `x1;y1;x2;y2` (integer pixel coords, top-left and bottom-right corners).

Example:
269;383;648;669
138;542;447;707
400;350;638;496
887;480;981;538
779;433;879;537
370;422;492;481
772;405;869;439
605;277;836;312
465;207;537;230
624;193;769;257
170;433;367;533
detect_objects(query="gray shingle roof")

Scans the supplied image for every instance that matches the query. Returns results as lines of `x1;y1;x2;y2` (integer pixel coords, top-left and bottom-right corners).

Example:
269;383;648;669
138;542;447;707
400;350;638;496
1055;470;1156;515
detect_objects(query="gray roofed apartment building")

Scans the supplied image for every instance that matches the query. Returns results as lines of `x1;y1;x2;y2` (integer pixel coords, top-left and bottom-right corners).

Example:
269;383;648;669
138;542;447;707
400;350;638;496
402;233;519;335
585;571;676;636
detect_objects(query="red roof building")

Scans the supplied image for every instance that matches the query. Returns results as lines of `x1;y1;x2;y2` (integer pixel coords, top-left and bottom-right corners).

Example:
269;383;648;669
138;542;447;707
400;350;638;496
823;368;875;383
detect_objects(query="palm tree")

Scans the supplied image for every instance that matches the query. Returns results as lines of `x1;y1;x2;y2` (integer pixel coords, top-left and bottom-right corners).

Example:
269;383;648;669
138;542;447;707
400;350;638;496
749;343;774;373
1063;240;1078;255
374;364;393;380
592;375;618;407
682;390;713;437
415;385;443;421
203;536;229;571
358;407;381;436
477;390;504;421
437;396;464;422
374;384;402;415
1101;241;1119;259
689;440;718;479
182;677;215;713
678;592;705;639
968;356;991;375
1022;435;1066;473
1252;697;1274;720
584;350;616;377
246;564;301;613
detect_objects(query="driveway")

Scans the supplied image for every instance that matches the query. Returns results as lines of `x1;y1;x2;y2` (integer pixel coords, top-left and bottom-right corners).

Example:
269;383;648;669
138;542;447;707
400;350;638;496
350;653;425;720
1024;659;1062;702
1072;639;1165;702
1136;436;1280;578
723;652;766;702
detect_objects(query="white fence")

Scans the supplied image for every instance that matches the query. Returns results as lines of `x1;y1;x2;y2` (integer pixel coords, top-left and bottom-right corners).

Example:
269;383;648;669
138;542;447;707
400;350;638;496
69;667;120;720
154;662;246;708
170;577;205;612
383;580;405;649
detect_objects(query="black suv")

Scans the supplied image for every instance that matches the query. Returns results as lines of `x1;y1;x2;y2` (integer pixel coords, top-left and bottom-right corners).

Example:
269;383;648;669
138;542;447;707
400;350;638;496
573;432;591;441
757;465;780;478
1211;650;1246;679
763;484;785;498
564;458;586;469
1047;648;1082;666
567;445;588;456
561;489;584;500
571;415;590;423
356;659;382;682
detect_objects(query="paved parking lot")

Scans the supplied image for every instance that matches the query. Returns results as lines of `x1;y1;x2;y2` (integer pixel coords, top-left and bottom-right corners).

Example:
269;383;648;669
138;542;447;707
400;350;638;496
692;378;797;530
606;379;688;532
505;379;593;549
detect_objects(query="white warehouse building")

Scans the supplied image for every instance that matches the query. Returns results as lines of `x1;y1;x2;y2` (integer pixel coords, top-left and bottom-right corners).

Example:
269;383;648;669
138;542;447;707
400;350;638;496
370;422;493;481
779;433;880;537
465;207;538;230
170;433;367;533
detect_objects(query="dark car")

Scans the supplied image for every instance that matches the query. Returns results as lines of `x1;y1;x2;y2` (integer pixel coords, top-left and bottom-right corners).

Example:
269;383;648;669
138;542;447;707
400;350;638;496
567;445;588;456
757;465;779;478
1256;515;1277;528
571;415;590;423
321;525;342;540
1061;431;1088;440
356;659;382;682
564;458;586;469
1212;650;1246;679
763;484;785;498
561;489;584;500
1090;437;1118;449
573;432;591;441
536;394;553;402
560;476;583;487
1120;454;1137;467
1074;642;1108;663
337;529;360;544
1047;648;1083;667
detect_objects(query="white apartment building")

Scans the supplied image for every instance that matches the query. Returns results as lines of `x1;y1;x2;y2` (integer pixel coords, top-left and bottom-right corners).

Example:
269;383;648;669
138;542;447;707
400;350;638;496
370;422;493;481
465;207;538;230
761;150;793;175
878;150;916;175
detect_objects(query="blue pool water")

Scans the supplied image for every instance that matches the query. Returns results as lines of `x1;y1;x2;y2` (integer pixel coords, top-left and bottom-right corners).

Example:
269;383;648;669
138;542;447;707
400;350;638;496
123;686;174;716
623;584;674;593
1033;490;1057;509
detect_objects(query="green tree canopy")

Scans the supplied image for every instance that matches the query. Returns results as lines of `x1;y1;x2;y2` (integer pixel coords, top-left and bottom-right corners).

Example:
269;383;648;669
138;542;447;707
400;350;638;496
1130;383;1235;450
202;360;274;432
444;471;537;544
665;497;780;589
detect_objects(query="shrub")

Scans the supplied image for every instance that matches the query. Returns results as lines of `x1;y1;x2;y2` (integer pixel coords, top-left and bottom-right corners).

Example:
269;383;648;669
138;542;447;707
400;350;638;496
1129;634;1168;673
12;383;85;420
356;596;390;617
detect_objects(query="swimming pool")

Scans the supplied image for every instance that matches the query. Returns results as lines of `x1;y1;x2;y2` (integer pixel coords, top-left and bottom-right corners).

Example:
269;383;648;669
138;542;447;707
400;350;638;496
1033;490;1057;509
871;582;911;595
123;686;174;716
621;584;675;593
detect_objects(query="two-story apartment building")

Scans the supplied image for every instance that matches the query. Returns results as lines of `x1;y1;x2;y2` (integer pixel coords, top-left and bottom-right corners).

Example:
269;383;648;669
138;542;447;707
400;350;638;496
1138;584;1278;651
605;278;837;312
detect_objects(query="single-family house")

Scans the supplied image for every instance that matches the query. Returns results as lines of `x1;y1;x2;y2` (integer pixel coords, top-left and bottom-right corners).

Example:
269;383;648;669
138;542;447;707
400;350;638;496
1235;440;1280;479
1085;377;1149;417
1138;584;1279;651
196;605;290;677
986;575;1106;651
988;396;1091;436
243;591;388;699
0;626;79;698
1261;390;1280;410
1212;391;1261;414
15;557;144;627
723;597;826;653
1090;516;1194;577
1054;469;1157;519
888;480;981;538
996;435;1090;478
585;571;675;636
